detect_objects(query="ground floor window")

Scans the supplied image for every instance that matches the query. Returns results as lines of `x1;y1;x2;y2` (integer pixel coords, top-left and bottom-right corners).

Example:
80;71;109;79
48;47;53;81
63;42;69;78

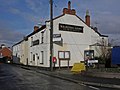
33;54;35;61
84;50;94;60
16;53;17;57
40;51;44;64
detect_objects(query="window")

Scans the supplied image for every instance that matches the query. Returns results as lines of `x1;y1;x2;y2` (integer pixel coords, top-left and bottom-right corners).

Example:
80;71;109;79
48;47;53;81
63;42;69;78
33;54;35;61
31;37;33;46
30;52;32;63
40;51;44;64
41;32;44;43
32;39;39;46
37;56;39;60
84;50;94;60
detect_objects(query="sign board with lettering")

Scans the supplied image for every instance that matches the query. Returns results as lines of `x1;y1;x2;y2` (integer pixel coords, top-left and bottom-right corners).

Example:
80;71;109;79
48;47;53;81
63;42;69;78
58;51;70;60
59;23;83;33
53;34;62;42
58;51;71;69
88;60;98;63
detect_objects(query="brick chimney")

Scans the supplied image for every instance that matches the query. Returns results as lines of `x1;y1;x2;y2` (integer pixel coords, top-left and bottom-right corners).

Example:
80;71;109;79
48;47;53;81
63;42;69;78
34;26;39;32
63;1;76;15
1;44;5;48
85;10;90;27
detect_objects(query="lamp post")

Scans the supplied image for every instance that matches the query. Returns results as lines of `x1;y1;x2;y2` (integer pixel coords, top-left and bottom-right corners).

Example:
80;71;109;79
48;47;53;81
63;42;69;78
50;0;53;71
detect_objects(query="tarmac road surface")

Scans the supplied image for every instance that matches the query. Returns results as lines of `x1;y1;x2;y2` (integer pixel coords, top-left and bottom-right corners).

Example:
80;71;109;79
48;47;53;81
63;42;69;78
0;63;118;90
0;63;97;90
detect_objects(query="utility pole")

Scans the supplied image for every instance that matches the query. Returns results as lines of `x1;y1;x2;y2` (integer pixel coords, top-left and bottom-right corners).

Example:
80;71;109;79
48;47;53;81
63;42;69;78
50;0;53;71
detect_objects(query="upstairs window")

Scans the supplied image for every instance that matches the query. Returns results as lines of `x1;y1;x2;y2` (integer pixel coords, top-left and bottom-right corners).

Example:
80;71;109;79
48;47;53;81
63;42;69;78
33;54;35;61
31;37;33;46
32;39;39;46
40;51;44;64
41;32;44;43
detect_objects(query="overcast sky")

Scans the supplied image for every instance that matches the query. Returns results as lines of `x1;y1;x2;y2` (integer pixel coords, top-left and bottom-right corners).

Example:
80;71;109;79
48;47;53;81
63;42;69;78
0;0;120;47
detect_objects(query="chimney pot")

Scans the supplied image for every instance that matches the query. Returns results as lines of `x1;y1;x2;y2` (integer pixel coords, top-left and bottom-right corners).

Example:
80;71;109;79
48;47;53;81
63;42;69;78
63;1;76;15
1;44;5;48
34;26;39;32
71;9;76;15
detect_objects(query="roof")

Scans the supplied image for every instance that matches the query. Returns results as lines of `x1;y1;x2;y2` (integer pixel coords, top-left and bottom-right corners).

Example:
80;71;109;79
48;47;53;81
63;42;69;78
0;47;12;53
12;25;46;47
94;30;108;37
12;13;108;47
46;14;108;37
12;40;24;47
90;43;104;46
46;14;65;22
27;25;46;38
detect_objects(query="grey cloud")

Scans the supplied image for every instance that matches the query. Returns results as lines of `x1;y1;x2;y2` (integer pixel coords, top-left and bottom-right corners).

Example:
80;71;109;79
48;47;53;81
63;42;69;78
0;26;24;47
25;0;47;13
9;6;47;25
108;34;120;46
92;12;120;34
1;0;19;5
9;7;40;24
9;8;21;14
72;0;120;34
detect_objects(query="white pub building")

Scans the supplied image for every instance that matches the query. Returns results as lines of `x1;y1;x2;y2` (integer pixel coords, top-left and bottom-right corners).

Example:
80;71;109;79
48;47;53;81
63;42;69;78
12;1;108;68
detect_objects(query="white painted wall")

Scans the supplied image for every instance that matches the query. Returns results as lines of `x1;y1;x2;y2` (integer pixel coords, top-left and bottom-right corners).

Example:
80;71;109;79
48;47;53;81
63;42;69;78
13;40;29;65
21;40;29;65
12;43;21;64
45;14;108;67
28;28;50;67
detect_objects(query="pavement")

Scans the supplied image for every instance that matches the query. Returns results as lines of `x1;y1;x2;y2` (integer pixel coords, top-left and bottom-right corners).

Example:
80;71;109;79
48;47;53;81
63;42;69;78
15;64;120;89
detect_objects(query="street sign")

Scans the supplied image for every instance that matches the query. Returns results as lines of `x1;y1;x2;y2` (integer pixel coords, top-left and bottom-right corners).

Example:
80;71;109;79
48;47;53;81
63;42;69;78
53;34;62;42
88;60;98;63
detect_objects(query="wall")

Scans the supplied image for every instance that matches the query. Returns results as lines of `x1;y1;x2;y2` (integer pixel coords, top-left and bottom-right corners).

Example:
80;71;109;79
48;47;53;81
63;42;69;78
12;43;21;63
45;14;107;67
28;29;50;67
12;14;108;68
0;47;12;59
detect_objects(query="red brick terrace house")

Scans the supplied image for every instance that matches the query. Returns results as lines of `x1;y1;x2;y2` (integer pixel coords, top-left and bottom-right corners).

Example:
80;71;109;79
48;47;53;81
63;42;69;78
0;44;12;63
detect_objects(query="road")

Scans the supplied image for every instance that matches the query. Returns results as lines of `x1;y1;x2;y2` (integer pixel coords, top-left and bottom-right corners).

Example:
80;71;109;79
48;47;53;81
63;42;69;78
0;63;117;90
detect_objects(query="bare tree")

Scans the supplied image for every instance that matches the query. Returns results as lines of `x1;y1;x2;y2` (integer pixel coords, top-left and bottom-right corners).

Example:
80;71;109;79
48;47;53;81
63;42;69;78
93;38;112;67
90;37;110;64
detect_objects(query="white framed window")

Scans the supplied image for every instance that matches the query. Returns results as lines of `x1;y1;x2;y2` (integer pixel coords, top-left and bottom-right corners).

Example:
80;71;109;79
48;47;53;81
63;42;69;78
41;32;44;43
40;51;44;64
30;52;32;63
33;54;35;61
31;37;33;46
